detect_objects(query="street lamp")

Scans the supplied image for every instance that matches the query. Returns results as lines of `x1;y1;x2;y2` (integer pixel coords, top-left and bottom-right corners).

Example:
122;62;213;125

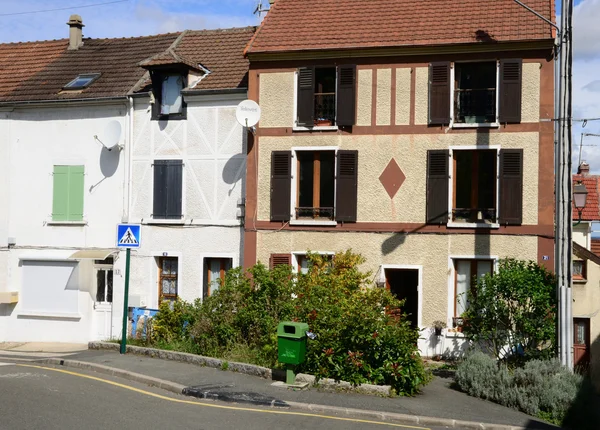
573;181;588;225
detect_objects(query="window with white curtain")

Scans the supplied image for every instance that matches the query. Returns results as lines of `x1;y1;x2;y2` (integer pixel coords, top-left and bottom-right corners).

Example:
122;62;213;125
161;75;183;115
454;259;493;319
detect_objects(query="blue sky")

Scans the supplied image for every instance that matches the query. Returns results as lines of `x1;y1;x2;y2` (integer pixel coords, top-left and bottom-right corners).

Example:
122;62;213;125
0;0;599;174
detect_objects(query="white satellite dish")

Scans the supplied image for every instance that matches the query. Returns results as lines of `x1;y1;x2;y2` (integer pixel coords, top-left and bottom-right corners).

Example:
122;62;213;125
236;100;261;128
95;121;122;151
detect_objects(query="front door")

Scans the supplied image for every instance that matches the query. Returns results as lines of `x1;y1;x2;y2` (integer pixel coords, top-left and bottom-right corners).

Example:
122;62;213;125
93;263;114;340
385;268;419;327
573;317;591;372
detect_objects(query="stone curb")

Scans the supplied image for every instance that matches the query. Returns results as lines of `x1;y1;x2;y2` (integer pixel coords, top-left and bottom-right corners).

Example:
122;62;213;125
295;373;392;396
40;356;550;430
88;341;272;379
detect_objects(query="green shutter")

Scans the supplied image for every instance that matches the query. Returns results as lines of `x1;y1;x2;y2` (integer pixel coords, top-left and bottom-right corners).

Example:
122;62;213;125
52;166;69;221
68;166;84;221
52;165;84;222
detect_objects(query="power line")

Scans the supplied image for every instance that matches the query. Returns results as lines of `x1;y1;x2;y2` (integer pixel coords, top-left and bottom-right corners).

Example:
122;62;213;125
0;0;129;17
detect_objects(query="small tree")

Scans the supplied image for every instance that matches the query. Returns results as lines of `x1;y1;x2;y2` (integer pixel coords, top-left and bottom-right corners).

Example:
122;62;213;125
461;258;556;364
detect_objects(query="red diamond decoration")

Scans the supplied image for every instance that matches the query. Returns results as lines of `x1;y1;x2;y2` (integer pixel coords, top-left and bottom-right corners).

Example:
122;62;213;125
379;158;405;199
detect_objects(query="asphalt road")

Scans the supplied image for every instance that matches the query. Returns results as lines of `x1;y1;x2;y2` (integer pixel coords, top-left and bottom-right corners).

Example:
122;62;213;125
0;363;451;430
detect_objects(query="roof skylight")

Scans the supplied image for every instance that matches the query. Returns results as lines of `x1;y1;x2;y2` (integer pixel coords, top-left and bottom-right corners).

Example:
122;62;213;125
64;73;101;90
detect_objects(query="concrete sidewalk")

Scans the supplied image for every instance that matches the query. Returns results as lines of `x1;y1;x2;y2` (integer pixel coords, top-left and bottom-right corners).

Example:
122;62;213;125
42;348;558;430
0;342;87;353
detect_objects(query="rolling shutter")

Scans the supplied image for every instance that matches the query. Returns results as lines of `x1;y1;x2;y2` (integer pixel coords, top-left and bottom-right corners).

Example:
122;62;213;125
270;254;291;269
297;67;315;126
336;65;357;126
428;62;451;125
498;59;522;123
499;149;523;225
270;151;292;222
335;150;358;222
426;150;449;224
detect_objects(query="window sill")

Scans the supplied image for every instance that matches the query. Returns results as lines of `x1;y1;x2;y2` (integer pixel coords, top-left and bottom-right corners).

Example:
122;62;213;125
445;330;466;339
94;302;112;310
144;219;185;225
573;278;587;284
447;221;500;229
46;220;88;226
290;219;338;226
293;125;339;132
451;122;500;129
18;311;82;320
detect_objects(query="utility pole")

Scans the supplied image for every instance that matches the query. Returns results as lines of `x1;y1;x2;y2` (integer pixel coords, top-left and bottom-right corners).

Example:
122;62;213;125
555;0;574;368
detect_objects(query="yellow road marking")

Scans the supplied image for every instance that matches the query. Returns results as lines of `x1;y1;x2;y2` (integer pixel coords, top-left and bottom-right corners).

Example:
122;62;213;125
16;363;429;429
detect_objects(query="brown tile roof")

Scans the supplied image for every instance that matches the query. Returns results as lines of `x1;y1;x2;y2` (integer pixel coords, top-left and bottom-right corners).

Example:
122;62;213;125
591;239;600;257
245;0;555;55
573;175;600;222
0;26;255;103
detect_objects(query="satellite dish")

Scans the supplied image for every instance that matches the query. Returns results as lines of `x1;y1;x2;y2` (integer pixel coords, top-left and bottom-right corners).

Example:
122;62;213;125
236;100;261;128
95;121;122;151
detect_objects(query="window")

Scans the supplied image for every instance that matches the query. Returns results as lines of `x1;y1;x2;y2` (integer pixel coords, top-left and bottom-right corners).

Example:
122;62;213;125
63;73;101;90
52;165;84;222
426;149;523;226
95;257;114;305
296;151;335;220
153;160;183;219
294;253;333;274
453;150;497;223
454;62;496;124
203;258;232;297
150;71;186;120
270;150;358;223
428;59;522;126
573;260;587;281
296;65;356;127
158;257;178;304
454;259;493;325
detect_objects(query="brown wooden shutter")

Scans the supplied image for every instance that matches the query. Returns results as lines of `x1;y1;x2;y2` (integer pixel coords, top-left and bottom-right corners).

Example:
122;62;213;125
428;62;451;125
270;254;291;269
499;149;523;225
335;150;358;222
426;150;449;224
270;151;292;222
498;59;522;124
297;67;315;126
336;65;356;126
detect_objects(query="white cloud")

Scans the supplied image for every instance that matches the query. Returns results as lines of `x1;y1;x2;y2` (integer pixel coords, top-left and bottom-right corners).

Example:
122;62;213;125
573;0;600;59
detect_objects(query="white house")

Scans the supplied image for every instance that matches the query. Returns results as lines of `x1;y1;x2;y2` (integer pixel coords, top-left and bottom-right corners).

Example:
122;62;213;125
0;18;255;344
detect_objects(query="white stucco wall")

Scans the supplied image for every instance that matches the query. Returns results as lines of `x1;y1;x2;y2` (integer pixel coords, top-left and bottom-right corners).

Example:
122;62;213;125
0;103;127;343
128;94;246;309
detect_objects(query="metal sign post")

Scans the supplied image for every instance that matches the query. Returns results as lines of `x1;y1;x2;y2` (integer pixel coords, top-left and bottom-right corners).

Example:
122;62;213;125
116;224;141;354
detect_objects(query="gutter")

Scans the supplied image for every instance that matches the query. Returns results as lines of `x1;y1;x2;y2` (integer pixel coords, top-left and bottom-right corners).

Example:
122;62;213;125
0;95;128;108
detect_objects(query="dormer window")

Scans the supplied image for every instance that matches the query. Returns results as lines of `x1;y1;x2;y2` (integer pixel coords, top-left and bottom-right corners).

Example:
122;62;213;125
150;71;187;120
63;73;101;90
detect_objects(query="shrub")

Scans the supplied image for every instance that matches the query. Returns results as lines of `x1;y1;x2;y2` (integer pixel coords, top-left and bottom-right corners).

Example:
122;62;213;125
455;351;583;425
461;259;556;364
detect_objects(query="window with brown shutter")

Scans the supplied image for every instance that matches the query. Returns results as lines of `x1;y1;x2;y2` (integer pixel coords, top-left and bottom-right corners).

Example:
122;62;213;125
270;254;291;269
270;151;292;222
498;59;522;124
454;62;496;124
498;149;523;225
426;150;449;224
452;150;497;223
428;62;451;125
296;151;335;220
335;150;358;222
296;65;356;127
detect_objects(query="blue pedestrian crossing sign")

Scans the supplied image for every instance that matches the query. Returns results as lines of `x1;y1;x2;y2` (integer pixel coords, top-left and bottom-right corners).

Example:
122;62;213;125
117;224;141;248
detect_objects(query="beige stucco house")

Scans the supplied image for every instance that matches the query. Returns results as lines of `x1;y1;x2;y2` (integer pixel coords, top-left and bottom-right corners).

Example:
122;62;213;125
243;0;555;357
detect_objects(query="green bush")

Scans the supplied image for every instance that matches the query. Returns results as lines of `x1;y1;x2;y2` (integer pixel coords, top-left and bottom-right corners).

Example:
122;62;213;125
461;259;556;365
455;351;583;425
152;250;429;395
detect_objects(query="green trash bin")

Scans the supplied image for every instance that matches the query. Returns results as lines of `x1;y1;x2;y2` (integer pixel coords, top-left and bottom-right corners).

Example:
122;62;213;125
277;321;309;365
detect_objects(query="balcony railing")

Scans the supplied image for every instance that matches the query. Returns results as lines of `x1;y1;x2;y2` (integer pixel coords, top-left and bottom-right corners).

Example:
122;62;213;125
314;93;335;126
296;206;334;220
452;208;496;223
454;88;496;123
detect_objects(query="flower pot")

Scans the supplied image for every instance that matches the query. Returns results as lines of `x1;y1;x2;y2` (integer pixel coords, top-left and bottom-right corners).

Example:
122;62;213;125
434;327;443;336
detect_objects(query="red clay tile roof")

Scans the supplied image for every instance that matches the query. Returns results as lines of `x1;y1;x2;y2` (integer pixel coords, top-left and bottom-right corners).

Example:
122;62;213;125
245;0;555;55
0;26;255;103
573;175;600;222
591;239;600;257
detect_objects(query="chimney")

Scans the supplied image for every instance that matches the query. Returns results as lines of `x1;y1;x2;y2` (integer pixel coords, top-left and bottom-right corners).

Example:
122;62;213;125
578;162;590;176
269;0;275;4
67;15;84;50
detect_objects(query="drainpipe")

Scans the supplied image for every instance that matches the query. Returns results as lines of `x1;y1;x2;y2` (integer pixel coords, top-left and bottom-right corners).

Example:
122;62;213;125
123;96;134;223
